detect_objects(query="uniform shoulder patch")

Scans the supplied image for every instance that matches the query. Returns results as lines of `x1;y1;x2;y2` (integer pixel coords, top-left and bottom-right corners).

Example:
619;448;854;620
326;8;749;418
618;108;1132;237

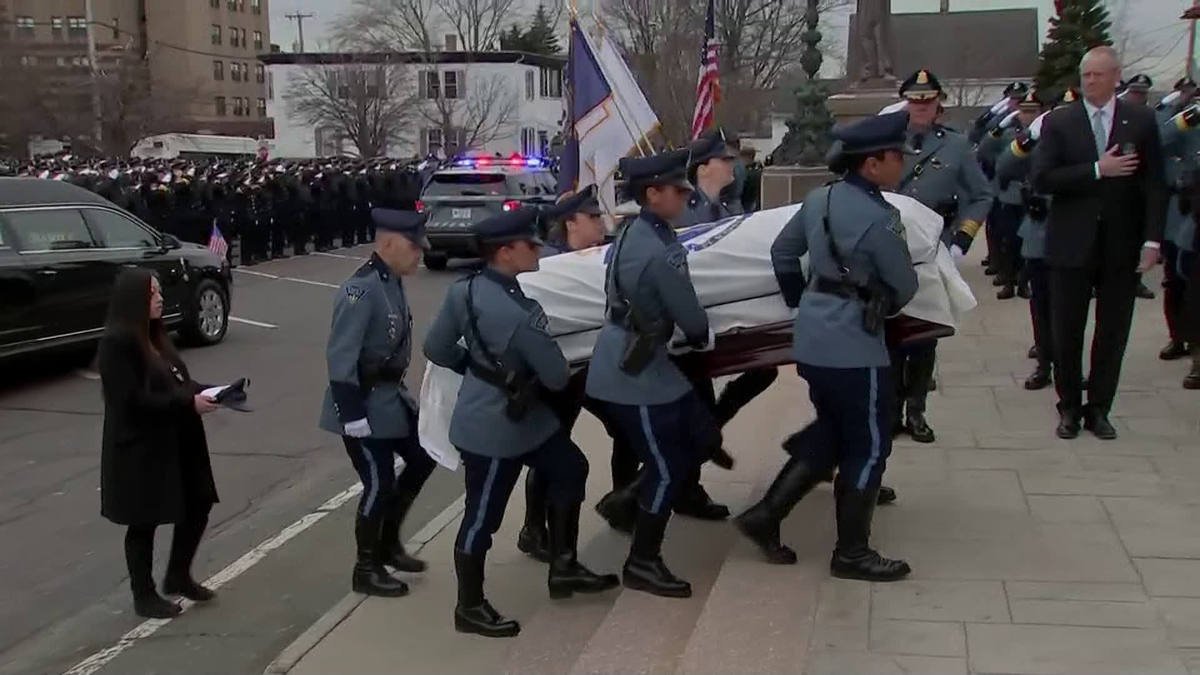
664;243;689;274
883;209;906;241
528;305;550;334
345;283;369;305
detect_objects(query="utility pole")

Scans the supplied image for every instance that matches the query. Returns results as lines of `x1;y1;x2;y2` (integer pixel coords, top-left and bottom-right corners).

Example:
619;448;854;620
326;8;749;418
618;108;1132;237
285;10;315;53
1188;0;1199;80
86;0;103;149
940;0;950;13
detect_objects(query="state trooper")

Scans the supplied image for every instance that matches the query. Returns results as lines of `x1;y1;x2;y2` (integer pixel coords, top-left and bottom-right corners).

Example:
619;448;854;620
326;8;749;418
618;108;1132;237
1160;97;1200;388
891;69;993;443
585;148;719;598
1124;74;1160;301
675;128;741;229
978;89;1047;300
996;90;1060;391
423;207;618;638
318;209;438;598
969;81;1029;146
735;111;918;581
517;186;633;563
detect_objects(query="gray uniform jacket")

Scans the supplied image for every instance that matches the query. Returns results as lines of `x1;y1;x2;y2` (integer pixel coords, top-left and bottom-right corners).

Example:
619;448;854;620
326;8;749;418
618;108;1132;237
674;187;737;229
772;175;919;368
995;137;1049;260
720;158;748;215
1160;108;1200;251
896;125;994;244
319;254;417;438
585;210;711;405
422;268;569;458
979;127;1024;205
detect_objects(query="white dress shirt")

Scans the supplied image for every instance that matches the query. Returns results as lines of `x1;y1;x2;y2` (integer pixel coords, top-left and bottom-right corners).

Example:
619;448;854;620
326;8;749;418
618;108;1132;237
1082;95;1159;251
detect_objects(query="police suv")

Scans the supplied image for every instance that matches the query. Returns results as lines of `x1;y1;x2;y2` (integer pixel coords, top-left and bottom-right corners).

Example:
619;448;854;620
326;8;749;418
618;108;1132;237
417;155;558;269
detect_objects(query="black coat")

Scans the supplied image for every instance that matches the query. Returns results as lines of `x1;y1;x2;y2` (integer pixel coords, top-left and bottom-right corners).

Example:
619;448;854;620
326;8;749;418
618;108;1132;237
99;334;219;526
1031;99;1168;270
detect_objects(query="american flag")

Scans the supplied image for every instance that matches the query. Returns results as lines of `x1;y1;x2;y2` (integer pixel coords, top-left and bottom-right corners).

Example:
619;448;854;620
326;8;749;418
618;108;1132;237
207;221;228;259
690;0;721;141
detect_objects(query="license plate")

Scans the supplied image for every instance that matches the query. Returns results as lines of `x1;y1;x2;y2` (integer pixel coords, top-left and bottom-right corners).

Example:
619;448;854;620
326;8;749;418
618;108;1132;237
452;208;472;219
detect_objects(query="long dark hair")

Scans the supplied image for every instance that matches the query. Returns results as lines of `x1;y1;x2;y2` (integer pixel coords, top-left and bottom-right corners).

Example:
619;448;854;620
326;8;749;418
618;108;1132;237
104;268;180;372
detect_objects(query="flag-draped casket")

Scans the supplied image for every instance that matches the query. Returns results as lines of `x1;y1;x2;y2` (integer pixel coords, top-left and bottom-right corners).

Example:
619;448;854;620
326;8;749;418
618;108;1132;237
418;193;976;469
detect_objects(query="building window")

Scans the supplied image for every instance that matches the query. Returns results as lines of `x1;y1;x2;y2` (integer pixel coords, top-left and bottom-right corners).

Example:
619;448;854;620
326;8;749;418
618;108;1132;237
111;17;119;40
68;16;87;38
211;24;222;45
540;68;562;99
251;0;262;14
520;127;536;154
215;96;227;116
229;27;239;47
254;30;263;51
16;16;35;39
525;70;535;100
424;128;444;156
71;55;90;67
257;98;266;117
444;71;462;99
50;16;64;39
238;0;245;11
422;71;440;99
268;72;274;99
235;62;245;81
538;130;549;154
213;60;224;80
316;126;343;156
241;28;248;49
227;0;237;9
256;63;265;83
211;0;220;7
19;55;38;67
56;56;68;67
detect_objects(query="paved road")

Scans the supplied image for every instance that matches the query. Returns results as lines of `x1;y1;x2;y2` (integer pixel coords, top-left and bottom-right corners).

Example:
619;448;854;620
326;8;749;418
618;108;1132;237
0;246;464;675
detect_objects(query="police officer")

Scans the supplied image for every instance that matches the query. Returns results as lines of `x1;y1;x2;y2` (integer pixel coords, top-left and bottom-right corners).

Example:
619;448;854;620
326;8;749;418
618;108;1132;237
676;128;742;229
997;91;1058;390
318;209;438;598
891;69;993;443
1124;74;1160;301
1161;99;1200;387
424;207;618;638
585;149;718;598
735;111;918;580
517;186;633;562
970;81;1029;146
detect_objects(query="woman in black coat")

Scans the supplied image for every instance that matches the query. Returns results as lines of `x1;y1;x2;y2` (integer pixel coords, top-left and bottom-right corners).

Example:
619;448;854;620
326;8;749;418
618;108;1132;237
99;268;221;618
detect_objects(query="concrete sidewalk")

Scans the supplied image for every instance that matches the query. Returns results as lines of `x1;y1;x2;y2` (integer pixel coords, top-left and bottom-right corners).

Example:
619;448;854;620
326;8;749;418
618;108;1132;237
269;258;1200;675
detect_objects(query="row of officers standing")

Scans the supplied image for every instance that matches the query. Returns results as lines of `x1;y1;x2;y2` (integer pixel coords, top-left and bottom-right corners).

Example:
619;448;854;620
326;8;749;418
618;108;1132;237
317;101;944;638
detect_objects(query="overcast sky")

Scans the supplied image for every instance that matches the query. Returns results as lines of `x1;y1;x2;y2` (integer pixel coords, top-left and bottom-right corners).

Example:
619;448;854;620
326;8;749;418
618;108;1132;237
268;0;1198;84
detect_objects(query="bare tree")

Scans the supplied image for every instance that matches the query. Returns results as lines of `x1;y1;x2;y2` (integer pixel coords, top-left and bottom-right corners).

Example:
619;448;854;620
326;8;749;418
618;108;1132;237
331;0;440;51
444;0;519;51
91;48;205;155
415;69;518;153
284;60;420;157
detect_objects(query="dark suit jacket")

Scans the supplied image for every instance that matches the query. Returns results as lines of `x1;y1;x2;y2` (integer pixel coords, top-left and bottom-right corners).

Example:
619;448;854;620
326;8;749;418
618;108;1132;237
1030;99;1167;269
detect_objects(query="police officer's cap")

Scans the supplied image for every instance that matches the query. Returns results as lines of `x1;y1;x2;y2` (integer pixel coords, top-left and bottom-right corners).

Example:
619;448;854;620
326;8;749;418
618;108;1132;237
688;128;740;167
1127;74;1153;92
372;208;431;251
1017;89;1047;111
542;184;603;222
832;111;918;156
474;207;545;246
1057;87;1079;106
1003;81;1030;98
899;70;946;101
1175;77;1198;91
617;148;693;191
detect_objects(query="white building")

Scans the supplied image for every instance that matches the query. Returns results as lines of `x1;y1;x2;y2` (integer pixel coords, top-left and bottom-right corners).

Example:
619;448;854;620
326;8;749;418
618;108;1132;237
260;49;566;159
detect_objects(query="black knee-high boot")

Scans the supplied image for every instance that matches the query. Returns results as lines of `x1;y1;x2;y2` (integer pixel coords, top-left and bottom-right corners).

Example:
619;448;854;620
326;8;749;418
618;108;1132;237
378;491;428;573
547;501;619;599
734;454;822;565
353;515;409;597
517;470;552;563
453;550;520;637
830;484;911;582
622;509;690;598
126;526;181;619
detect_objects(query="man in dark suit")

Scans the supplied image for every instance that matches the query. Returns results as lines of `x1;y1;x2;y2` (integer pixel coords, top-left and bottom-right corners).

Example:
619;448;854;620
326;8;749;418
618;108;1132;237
1031;46;1168;440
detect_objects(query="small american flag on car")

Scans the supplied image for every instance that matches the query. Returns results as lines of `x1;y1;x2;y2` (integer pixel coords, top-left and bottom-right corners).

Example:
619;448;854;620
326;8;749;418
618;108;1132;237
207;221;228;258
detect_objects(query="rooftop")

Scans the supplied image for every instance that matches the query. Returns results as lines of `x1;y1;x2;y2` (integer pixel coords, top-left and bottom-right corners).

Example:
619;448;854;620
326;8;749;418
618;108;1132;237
259;50;566;69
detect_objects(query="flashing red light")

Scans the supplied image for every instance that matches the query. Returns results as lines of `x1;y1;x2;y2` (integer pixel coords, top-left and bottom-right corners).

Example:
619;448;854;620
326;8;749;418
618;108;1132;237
502;200;520;212
509;157;524;166
415;200;425;213
476;157;491;167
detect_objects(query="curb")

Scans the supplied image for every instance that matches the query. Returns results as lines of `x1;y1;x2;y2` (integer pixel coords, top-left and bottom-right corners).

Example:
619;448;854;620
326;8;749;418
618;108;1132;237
262;495;466;675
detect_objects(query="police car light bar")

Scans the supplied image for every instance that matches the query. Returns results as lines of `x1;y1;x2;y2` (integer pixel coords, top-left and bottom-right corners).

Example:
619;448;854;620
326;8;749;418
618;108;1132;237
451;155;548;169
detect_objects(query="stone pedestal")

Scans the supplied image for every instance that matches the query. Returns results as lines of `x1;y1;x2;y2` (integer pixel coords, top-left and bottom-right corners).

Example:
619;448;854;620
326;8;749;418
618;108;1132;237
760;165;834;209
827;83;901;126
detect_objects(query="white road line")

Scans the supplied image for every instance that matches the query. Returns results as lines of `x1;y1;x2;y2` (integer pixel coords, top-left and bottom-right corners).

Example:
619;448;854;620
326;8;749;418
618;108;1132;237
282;277;339;289
311;251;367;261
233;269;280;280
229;316;279;329
62;459;465;675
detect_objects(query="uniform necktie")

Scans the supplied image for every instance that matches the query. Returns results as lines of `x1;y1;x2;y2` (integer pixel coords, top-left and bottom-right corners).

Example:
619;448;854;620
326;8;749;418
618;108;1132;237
912;133;925;152
1092;109;1107;157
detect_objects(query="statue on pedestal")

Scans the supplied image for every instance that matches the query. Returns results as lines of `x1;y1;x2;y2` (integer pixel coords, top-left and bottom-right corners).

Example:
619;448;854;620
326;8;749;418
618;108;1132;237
855;0;895;83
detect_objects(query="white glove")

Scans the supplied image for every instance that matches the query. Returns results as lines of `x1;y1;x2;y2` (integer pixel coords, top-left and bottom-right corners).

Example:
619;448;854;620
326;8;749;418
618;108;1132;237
667;326;717;355
1029;111;1049;141
950;244;966;262
1160;90;1183;108
695;326;717;353
878;99;908;115
343;418;372;438
999;110;1020;130
989;97;1012;115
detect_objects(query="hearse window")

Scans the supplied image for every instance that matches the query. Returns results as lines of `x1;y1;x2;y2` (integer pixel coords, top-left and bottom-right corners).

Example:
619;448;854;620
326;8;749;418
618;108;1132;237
83;209;157;248
3;209;95;252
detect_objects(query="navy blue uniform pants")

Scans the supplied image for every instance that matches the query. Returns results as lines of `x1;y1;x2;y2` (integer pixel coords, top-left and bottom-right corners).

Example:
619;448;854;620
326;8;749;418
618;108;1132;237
343;435;436;519
790;364;894;493
605;390;711;516
993;203;1025;283
456;430;588;555
1025;258;1054;367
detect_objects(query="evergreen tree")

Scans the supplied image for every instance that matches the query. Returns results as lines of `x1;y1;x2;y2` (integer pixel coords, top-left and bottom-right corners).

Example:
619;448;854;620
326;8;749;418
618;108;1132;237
1035;0;1112;98
500;24;528;51
524;4;561;56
